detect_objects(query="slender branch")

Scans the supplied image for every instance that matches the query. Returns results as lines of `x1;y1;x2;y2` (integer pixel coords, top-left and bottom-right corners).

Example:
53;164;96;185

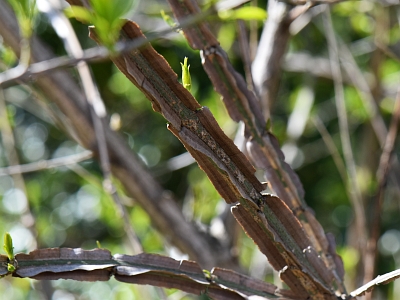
312;116;347;185
279;0;342;4
338;42;388;147
364;89;400;290
249;0;259;60
0;151;93;176
0;7;214;87
0;247;298;300
237;20;256;92
323;5;367;260
350;268;400;298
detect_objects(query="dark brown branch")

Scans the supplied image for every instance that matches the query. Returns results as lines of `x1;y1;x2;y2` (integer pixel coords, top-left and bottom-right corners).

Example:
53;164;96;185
167;1;346;295
0;0;239;271
93;18;344;298
1;247;298;300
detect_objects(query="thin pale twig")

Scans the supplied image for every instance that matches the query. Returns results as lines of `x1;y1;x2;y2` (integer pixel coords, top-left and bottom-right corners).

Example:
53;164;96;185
249;0;258;60
279;0;342;4
237;20;256;92
339;42;387;146
0;151;93;176
364;88;400;291
0;8;213;87
323;6;367;255
312;116;347;185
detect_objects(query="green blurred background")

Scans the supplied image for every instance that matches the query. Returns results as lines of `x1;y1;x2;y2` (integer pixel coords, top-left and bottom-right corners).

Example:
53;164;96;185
1;0;400;299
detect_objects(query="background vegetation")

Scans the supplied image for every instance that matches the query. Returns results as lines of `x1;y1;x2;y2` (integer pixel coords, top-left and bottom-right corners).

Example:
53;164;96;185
0;0;399;299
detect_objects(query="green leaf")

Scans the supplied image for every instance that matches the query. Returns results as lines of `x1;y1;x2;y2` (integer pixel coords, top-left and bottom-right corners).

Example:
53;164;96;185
180;57;191;92
161;10;176;28
0;44;17;66
66;0;136;50
7;0;37;38
7;263;16;272
3;233;14;261
203;269;212;280
90;0;134;24
218;7;267;21
65;6;94;24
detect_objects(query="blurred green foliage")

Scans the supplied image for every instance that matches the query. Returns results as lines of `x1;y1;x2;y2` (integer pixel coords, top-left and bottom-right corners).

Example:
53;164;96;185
65;0;136;50
6;0;37;38
1;0;400;299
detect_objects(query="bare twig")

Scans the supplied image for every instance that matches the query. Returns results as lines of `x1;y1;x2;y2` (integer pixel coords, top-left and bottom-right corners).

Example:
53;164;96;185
237;20;256;92
339;42;388;147
249;0;258;60
289;5;325;35
0;151;93;176
0;6;215;87
323;6;367;258
280;0;342;4
312;116;347;184
0;247;299;300
364;89;400;292
351;268;400;298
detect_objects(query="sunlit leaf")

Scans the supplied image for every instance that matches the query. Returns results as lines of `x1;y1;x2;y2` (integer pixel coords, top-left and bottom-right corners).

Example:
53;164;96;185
3;233;14;261
65;6;94;24
180;57;191;92
7;0;37;38
218;7;267;21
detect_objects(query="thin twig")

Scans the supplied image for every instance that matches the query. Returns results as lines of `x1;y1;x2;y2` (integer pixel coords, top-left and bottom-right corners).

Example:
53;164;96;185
323;6;367;256
312;116;347;185
249;0;258;60
339;42;388;147
0;151;93;176
40;3;142;254
237;20;256;92
364;88;400;291
279;0;342;4
0;9;213;87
